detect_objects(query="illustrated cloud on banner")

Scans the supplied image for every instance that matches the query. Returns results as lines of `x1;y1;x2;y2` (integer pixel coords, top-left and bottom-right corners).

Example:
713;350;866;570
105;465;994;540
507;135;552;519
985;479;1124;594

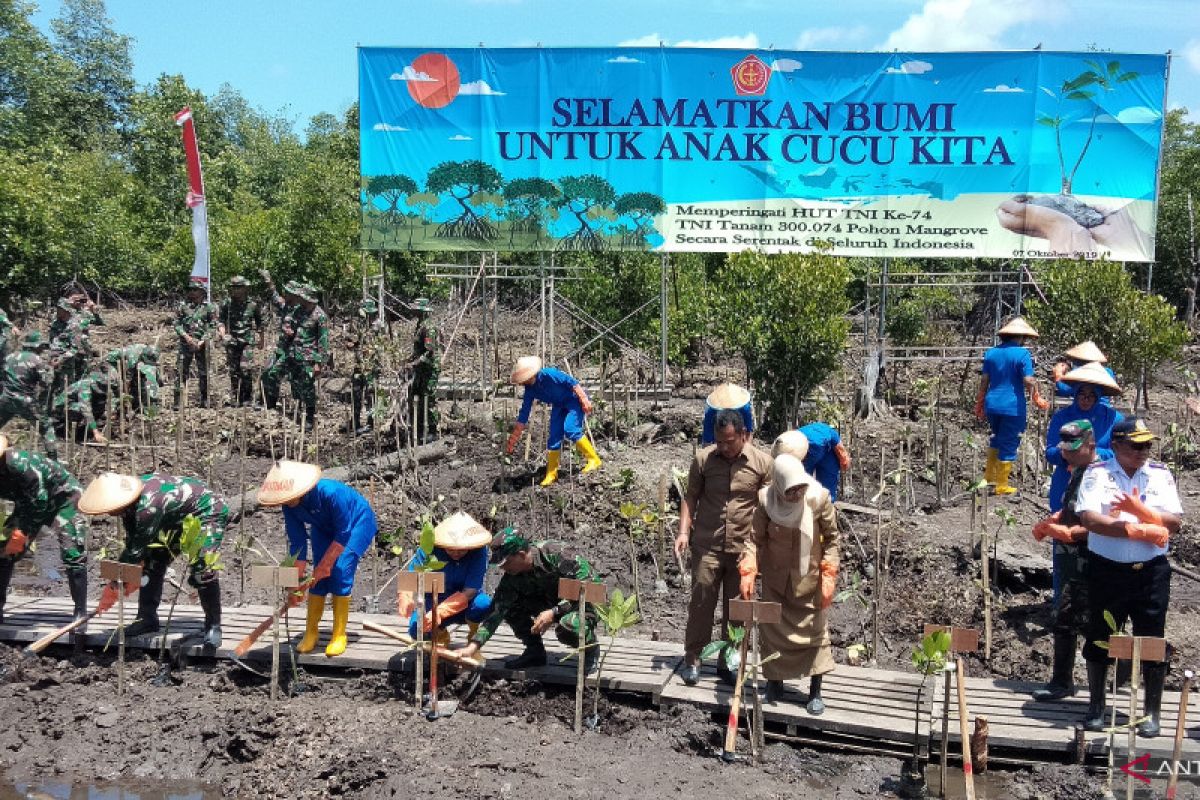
358;48;1168;261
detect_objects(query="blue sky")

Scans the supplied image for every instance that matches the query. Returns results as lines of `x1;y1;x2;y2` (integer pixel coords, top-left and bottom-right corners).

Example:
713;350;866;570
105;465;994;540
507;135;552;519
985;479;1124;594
31;0;1200;129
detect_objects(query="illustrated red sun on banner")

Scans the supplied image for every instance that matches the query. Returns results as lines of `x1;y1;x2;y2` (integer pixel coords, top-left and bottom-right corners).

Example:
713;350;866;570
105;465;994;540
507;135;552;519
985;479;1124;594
407;53;461;109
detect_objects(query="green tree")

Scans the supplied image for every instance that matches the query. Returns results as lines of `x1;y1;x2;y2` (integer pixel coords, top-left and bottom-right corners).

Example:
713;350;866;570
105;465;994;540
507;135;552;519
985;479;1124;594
49;0;133;148
712;250;851;434
614;191;665;249
502;176;560;245
1025;258;1187;385
365;173;418;245
0;0;77;149
556;174;616;252
426;159;501;241
1153;109;1200;319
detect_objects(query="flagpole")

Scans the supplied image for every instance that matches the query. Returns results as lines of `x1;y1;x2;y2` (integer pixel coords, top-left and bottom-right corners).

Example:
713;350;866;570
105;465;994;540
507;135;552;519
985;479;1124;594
174;107;212;302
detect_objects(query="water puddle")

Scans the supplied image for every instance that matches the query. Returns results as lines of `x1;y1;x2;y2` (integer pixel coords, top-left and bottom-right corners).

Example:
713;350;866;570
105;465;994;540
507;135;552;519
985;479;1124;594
0;778;220;800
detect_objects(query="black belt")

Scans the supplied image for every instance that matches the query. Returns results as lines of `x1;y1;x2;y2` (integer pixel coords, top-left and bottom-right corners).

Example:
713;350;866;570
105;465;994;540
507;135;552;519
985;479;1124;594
1090;553;1168;572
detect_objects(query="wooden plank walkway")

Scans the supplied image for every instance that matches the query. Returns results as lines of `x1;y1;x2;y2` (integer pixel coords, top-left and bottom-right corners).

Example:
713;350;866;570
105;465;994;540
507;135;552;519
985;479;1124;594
4;595;1199;764
930;670;1200;761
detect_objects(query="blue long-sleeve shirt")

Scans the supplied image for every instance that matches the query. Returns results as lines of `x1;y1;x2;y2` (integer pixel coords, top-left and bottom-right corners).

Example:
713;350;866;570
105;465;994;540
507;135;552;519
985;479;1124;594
516;367;579;425
799;422;842;500
981;340;1034;417
407;545;488;595
1044;402;1123;511
283;478;378;560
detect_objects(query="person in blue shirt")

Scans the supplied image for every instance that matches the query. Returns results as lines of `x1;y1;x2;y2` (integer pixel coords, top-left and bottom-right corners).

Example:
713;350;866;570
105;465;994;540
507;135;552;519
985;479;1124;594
505;356;601;486
397;511;493;646
974;317;1049;495
1051;340;1116;406
797;422;852;503
700;383;754;445
1045;363;1123;513
257;460;379;657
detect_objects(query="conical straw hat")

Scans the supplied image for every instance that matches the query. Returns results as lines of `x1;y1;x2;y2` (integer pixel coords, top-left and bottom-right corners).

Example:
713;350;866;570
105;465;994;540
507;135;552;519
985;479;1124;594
1061;362;1121;396
79;472;144;515
706;382;751;410
997;317;1038;338
510;355;543;384
257;460;323;507
1063;340;1107;363
433;512;492;549
0;434;8;460
771;430;810;461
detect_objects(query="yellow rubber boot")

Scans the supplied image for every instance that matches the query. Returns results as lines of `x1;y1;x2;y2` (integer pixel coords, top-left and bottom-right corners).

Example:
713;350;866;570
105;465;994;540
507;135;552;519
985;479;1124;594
994;460;1018;495
325;595;351;657
575;436;603;474
983;448;999;485
296;593;325;654
540;450;561;487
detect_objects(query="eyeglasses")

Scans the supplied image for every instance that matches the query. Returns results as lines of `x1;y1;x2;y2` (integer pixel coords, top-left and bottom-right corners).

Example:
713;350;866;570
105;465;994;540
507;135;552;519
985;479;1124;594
1124;441;1153;451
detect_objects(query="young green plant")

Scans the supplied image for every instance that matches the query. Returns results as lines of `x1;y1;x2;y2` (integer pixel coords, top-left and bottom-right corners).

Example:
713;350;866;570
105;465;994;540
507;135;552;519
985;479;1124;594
907;628;952;788
589;588;640;728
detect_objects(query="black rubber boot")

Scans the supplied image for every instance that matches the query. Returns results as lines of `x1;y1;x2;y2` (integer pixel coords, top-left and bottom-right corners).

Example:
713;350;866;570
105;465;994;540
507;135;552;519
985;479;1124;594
765;680;785;703
1033;632;1078;701
583;643;598;674
505;637;547;669
124;563;164;638
67;568;88;621
807;674;826;716
1083;660;1109;731
197;579;222;649
1138;663;1167;738
0;558;14;624
197;373;209;408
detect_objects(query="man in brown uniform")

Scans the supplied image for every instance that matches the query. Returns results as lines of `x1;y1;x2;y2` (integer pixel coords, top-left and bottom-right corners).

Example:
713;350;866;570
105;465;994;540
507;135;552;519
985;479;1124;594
674;408;772;685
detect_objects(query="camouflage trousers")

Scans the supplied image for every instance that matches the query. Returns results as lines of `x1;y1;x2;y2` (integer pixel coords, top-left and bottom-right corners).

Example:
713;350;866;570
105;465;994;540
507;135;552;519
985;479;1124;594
175;347;209;407
131;506;230;587
262;354;317;424
4;495;88;574
0;393;58;460
224;343;257;405
127;364;160;412
505;599;598;649
351;369;378;430
409;366;440;439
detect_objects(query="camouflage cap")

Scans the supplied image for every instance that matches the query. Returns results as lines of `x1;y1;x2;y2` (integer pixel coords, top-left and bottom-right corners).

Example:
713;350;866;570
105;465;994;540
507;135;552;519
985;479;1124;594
228;275;251;288
488;527;531;564
282;280;301;296
56;297;76;312
410;297;431;313
1057;420;1094;451
21;330;45;350
293;283;317;303
358;297;379;317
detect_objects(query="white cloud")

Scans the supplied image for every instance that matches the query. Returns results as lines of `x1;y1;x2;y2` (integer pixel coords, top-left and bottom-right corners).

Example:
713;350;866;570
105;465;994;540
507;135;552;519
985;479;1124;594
1183;39;1200;73
885;60;934;75
448;134;474;141
676;33;760;49
983;83;1025;93
459;80;506;96
1040;86;1056;98
882;0;1043;50
1094;106;1162;125
608;55;643;64
619;33;663;47
771;58;803;73
794;25;869;49
373;123;408;132
390;66;437;83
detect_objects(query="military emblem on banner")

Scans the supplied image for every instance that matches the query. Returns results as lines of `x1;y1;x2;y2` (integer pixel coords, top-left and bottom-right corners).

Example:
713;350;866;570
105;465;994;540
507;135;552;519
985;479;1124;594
731;54;771;96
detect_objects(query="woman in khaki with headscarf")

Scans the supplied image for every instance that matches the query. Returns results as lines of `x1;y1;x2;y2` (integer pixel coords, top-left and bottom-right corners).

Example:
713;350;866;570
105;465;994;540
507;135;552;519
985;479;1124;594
739;435;840;715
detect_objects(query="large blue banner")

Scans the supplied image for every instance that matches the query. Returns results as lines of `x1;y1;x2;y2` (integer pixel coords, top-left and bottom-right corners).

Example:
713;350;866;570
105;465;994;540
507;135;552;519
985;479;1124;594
359;48;1168;261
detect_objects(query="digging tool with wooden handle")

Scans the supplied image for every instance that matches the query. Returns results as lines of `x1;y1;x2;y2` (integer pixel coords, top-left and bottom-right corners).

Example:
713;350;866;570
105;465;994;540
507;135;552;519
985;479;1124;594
955;658;976;800
233;542;344;658
1167;669;1194;800
25;566;141;655
361;619;482;669
721;632;752;761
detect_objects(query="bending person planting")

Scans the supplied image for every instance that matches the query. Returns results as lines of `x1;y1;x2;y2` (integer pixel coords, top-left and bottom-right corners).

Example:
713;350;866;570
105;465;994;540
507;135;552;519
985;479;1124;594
257;460;378;657
79;471;229;648
0;435;90;624
505;356;601;487
459;529;599;673
741;449;839;715
975;316;1049;495
397;511;493;646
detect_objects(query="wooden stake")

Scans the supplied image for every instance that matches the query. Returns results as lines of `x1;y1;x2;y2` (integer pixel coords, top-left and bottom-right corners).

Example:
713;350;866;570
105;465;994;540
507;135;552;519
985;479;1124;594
575;583;588;734
722;630;751;759
939;661;954;797
414;571;425;711
955;658;976;800
1126;637;1142;800
1166;669;1194;800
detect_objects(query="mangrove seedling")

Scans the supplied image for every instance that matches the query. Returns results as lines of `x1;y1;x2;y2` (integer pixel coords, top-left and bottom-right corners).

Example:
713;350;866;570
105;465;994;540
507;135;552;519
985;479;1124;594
148;514;223;682
701;624;747;675
903;628;951;797
588;588;640;728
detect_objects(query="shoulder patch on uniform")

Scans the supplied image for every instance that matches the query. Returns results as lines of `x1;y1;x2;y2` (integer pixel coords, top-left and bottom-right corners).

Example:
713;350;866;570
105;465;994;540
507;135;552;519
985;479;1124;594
1147;462;1171;470
1084;461;1107;471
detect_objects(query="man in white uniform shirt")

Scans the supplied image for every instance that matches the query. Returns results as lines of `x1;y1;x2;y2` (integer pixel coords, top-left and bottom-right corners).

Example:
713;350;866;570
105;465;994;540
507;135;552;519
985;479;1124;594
1075;417;1181;737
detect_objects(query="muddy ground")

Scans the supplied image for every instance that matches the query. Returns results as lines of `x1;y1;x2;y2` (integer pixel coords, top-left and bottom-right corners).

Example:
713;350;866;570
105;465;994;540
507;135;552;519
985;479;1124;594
2;306;1199;798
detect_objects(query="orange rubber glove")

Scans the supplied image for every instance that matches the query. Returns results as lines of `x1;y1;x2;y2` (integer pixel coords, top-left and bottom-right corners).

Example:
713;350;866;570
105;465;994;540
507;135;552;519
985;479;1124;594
974;386;986;420
1031;387;1050;411
96;579;140;614
288;560;308;608
737;554;757;600
819;562;838;609
834;442;852;471
505;422;526;455
1031;517;1057;542
397;589;416;620
1126;522;1169;548
3;529;27;556
1111;493;1164;525
1051;361;1069;383
423;591;471;632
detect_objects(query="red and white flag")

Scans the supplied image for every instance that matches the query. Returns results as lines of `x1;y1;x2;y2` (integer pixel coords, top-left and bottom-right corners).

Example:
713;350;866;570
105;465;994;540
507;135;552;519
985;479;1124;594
175;106;211;299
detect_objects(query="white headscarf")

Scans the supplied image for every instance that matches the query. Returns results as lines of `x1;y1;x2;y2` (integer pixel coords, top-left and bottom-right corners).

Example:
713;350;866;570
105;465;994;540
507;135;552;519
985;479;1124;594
759;453;814;529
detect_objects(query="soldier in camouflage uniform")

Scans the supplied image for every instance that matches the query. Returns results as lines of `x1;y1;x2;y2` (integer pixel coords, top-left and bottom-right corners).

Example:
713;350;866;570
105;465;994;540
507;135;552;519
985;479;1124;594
0;306;13;360
0;434;90;622
52;366;114;444
217;275;264;406
173;278;218;409
78;471;229;647
407;298;440;442
106;344;161;412
460;529;599;671
349;297;385;435
0;331;59;460
259;271;300;413
262;281;328;429
67;291;104;332
48;298;91;389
